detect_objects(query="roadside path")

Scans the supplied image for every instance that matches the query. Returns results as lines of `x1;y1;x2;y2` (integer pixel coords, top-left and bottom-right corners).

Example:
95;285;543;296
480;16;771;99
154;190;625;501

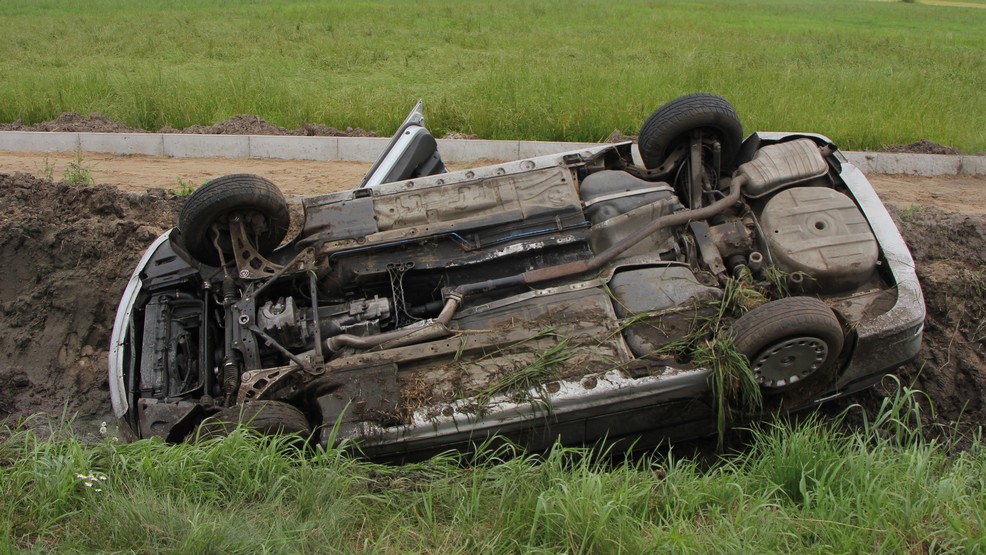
2;150;984;214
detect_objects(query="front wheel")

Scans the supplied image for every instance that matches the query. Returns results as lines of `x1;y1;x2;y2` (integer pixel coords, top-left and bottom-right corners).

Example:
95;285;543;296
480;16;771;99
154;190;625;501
178;174;290;266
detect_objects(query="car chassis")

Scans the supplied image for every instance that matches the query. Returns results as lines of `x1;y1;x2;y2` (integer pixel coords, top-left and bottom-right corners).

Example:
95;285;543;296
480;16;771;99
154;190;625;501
110;94;924;460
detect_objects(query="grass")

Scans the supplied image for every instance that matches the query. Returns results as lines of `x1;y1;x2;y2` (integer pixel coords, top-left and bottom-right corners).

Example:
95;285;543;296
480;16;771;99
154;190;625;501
0;0;984;152
36;151;55;181
1;385;983;552
61;146;94;185
639;272;769;444
170;177;198;197
475;336;572;411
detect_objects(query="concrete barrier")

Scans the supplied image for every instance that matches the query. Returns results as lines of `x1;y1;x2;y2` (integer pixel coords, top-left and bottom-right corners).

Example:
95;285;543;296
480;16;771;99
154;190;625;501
0;130;982;176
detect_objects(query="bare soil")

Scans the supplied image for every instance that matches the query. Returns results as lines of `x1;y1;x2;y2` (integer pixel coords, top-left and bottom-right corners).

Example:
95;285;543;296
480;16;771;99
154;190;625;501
0;153;984;439
0;174;182;430
0;112;376;137
881;139;961;156
851;205;986;432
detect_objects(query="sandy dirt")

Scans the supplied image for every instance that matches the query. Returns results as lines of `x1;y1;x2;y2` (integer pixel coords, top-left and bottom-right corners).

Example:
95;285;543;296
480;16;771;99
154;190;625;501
0;151;501;197
1;152;985;440
3;150;985;213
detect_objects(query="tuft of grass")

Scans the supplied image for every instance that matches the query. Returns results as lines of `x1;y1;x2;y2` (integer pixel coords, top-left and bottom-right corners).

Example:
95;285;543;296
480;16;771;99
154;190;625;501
36;151;55;181
61;146;94;186
171;177;197;197
475;333;573;412
693;336;763;448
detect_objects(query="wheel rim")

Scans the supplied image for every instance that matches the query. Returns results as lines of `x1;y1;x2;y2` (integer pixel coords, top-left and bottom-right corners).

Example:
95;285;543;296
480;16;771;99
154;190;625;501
751;336;828;388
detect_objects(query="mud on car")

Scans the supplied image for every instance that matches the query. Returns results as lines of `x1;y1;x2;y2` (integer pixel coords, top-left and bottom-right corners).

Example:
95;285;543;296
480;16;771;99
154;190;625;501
110;94;924;460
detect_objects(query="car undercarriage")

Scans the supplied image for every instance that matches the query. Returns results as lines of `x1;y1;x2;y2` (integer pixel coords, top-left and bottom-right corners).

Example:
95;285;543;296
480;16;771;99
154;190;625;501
110;94;924;460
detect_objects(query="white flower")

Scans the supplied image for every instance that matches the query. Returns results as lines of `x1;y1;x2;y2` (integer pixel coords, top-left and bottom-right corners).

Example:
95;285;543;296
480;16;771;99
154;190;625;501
76;471;109;492
99;421;108;436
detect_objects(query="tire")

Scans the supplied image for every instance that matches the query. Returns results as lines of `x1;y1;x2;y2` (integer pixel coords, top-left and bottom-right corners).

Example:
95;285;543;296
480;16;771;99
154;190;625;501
178;174;289;266
197;401;311;441
730;297;844;397
638;93;743;170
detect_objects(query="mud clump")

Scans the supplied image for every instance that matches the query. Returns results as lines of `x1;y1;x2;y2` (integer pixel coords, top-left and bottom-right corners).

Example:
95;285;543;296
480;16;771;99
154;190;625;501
881;139;961;155
163;114;377;137
0;173;182;429
1;172;985;437
0;113;145;134
1;112;376;137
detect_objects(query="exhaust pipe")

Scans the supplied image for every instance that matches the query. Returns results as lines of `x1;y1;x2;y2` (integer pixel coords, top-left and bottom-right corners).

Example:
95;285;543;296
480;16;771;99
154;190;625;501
326;175;747;352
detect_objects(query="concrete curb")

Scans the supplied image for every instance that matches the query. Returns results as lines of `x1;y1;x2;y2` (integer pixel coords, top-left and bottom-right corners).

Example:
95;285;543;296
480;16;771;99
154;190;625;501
0;130;982;177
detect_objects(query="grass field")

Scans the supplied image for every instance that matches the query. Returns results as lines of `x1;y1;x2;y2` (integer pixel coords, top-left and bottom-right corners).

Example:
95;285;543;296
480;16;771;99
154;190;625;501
0;0;983;152
2;387;984;552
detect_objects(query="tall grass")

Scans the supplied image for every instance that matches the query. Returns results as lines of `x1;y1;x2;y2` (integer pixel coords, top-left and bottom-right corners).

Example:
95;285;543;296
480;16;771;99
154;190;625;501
0;0;983;151
2;384;984;552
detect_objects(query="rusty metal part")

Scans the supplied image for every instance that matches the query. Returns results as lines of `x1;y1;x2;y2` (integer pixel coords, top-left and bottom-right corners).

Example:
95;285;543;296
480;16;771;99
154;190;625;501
625;145;687;180
247;324;313;371
707;221;752;259
324;177;746;354
238;365;304;404
689;221;727;277
307;270;326;362
521;175;746;285
212;226;232;278
689;131;704;209
249;248;315;299
325;291;463;352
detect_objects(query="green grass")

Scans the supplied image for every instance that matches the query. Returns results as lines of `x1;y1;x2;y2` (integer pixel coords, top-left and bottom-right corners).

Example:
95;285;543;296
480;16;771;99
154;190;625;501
1;0;984;152
2;385;984;552
61;146;94;185
170;177;199;197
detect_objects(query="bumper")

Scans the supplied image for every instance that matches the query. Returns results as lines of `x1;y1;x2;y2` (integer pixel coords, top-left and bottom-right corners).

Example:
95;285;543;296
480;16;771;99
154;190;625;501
838;159;925;388
109;230;174;419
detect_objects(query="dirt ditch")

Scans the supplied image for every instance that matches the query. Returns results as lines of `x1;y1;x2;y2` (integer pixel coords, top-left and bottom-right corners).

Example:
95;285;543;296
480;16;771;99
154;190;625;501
0;174;182;430
850;205;986;429
0;170;984;439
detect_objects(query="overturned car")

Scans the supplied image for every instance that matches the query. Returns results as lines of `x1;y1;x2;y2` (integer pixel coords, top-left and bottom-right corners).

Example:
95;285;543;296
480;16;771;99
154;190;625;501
110;94;924;459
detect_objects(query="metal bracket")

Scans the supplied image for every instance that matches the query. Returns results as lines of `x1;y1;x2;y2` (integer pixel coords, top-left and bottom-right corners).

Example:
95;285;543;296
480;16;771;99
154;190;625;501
387;262;419;327
625;145;688;180
237;365;304;404
689;221;726;277
227;215;284;280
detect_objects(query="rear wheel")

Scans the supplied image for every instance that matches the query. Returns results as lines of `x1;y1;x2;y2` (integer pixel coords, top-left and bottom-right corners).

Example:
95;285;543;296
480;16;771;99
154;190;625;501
730;296;845;409
178;174;289;266
638;93;743;171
